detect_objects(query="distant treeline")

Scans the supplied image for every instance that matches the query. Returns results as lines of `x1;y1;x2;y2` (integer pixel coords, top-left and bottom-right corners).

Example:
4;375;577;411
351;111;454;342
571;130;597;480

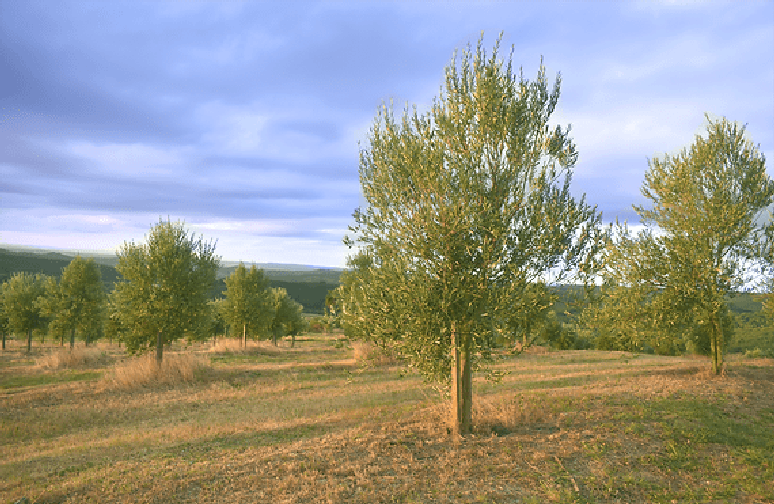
0;248;341;315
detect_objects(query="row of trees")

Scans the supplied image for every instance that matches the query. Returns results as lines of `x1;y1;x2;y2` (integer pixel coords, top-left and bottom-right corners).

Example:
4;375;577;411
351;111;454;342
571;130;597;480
336;33;773;435
0;220;306;361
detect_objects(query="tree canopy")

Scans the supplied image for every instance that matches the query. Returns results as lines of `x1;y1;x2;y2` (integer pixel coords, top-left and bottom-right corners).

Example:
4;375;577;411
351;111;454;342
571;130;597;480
114;219;219;362
38;256;105;349
341;34;605;435
589;115;774;373
1;272;48;353
222;263;272;346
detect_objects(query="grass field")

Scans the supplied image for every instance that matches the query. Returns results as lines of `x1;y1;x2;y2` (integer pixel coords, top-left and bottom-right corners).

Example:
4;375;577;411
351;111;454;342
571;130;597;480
1;335;773;504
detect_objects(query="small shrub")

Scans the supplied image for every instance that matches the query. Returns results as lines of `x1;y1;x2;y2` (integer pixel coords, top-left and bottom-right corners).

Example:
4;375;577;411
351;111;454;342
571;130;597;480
104;353;210;390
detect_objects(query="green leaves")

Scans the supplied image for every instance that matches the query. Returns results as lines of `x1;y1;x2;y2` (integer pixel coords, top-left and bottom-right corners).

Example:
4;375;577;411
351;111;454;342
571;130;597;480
596;115;773;370
222;263;272;340
1;272;47;335
38;256;105;345
342;33;603;385
114;218;219;354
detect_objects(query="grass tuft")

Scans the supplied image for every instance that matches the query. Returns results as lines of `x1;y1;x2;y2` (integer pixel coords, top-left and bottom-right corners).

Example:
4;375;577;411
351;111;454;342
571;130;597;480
36;347;112;370
352;340;399;366
103;352;210;390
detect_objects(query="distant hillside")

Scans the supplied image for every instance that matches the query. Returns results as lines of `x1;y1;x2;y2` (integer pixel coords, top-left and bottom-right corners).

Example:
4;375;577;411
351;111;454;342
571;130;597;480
0;246;341;314
0;247;122;289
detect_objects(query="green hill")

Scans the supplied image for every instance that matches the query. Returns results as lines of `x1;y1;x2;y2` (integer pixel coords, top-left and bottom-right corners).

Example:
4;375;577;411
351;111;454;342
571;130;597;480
0;247;340;314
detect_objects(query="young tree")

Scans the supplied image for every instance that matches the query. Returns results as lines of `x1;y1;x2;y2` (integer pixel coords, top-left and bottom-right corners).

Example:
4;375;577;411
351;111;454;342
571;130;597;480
598;115;774;373
269;287;306;347
1;272;48;353
222;263;272;347
342;34;604;435
115;219;219;363
37;256;105;349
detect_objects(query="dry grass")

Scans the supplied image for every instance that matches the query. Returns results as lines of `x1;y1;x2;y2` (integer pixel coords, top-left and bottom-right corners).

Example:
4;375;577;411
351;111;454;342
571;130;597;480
1;338;773;504
36;347;113;370
352;340;400;366
208;337;250;353
102;352;210;390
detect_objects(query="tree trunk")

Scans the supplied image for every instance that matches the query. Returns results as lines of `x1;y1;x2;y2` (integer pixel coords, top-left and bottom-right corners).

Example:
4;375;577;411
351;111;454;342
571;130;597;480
70;327;76;350
461;334;473;434
85;331;90;346
27;328;32;353
243;324;246;348
710;316;723;375
451;321;460;436
156;330;164;366
60;333;64;347
291;334;295;348
450;322;473;436
2;333;5;351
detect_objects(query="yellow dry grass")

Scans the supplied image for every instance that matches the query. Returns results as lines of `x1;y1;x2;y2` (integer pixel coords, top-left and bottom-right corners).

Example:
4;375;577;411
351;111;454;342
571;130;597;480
1;336;772;503
36;347;113;370
102;352;210;390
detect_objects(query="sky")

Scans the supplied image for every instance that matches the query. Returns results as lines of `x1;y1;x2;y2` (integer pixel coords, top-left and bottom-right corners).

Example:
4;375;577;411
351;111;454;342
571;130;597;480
1;1;773;268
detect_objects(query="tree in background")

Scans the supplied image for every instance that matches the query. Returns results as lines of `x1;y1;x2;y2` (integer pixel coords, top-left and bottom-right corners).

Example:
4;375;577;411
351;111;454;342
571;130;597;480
1;272;48;353
0;296;9;351
207;298;228;344
222;263;272;347
591;115;773;373
341;34;605;435
269;287;306;347
104;286;127;347
115;219;219;364
37;256;105;349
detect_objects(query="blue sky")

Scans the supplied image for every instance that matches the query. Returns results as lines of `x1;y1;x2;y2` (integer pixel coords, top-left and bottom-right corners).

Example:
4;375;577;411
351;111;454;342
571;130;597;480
1;1;772;268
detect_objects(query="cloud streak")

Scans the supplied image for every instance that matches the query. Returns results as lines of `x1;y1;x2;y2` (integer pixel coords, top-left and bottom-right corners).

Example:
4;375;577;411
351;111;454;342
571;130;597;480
1;1;772;267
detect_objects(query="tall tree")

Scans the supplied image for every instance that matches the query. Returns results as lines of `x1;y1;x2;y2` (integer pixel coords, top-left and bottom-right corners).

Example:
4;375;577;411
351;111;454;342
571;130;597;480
342;34;604;435
115;219;219;363
37;256;105;349
595;115;774;373
1;272;48;353
222;263;272;347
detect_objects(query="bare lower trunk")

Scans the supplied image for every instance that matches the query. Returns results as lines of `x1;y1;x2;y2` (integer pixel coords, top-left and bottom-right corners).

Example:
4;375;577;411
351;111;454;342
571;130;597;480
156;330;163;366
450;322;473;436
27;328;32;353
70;327;76;350
243;324;246;348
711;316;723;375
451;322;460;435
2;333;5;351
291;334;295;348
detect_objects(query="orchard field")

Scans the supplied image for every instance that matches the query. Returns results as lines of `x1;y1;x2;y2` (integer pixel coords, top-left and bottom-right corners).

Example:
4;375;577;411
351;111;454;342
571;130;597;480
1;334;773;504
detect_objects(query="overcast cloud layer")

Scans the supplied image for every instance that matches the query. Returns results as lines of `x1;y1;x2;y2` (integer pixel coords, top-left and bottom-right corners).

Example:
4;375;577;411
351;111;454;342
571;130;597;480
2;1;772;267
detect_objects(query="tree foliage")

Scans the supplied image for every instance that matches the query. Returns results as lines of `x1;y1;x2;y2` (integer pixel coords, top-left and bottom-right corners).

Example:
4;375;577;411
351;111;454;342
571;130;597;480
37;256;105;349
222;263;272;345
1;272;48;352
114;219;219;361
588;115;774;372
269;287;306;347
341;34;604;435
